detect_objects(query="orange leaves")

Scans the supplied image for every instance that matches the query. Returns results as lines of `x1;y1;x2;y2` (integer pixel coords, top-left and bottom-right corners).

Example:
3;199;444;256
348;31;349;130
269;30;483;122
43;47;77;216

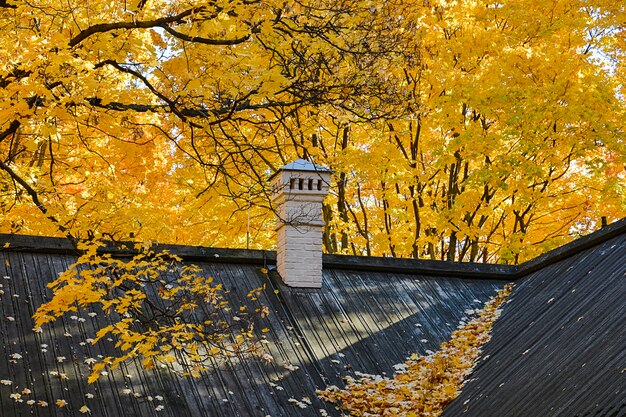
1;0;624;265
317;284;513;416
311;0;626;263
87;361;108;384
33;241;269;383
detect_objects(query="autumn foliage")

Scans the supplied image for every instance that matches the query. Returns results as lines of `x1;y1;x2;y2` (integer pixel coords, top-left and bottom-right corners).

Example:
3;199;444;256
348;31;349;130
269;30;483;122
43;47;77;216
33;242;267;381
317;284;513;416
0;0;625;262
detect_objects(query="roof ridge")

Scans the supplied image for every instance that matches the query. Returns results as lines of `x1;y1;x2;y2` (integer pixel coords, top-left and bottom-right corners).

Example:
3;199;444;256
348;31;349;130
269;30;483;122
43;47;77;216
0;217;624;280
515;217;626;278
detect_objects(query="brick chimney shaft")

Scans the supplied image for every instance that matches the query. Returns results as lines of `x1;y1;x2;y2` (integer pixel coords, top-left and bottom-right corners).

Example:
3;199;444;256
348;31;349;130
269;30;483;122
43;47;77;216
271;159;331;288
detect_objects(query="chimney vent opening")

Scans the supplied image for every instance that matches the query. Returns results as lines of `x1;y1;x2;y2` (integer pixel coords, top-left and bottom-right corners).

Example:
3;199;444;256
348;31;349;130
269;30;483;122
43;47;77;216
308;178;314;190
317;179;323;190
298;178;304;190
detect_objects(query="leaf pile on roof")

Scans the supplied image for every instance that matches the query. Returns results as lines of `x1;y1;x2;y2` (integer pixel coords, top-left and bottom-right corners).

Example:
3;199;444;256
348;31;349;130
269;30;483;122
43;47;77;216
317;284;513;416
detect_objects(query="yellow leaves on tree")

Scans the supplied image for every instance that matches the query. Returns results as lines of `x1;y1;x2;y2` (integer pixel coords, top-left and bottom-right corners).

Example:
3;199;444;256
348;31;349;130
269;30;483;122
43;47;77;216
0;0;406;250
33;241;267;382
317;284;513;417
0;0;624;262
313;0;626;263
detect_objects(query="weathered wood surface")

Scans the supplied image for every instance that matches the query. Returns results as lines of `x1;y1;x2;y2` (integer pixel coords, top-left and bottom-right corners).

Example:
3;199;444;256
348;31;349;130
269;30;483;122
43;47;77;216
0;250;505;416
442;231;626;417
2;216;625;279
1;218;624;416
0;232;517;277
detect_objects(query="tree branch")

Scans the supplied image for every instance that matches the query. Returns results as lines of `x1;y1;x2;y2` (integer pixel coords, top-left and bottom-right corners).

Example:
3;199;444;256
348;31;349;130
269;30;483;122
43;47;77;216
0;160;76;244
160;24;253;45
0;120;20;143
0;68;31;88
0;0;16;8
83;96;306;120
69;7;207;47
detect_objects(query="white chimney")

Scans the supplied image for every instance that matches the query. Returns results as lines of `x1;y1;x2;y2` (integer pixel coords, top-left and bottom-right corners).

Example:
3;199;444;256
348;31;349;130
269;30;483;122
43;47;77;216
271;159;331;288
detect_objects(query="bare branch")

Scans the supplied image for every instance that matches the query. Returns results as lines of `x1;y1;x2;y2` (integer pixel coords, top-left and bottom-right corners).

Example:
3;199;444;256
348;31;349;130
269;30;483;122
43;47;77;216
160;24;253;45
0;160;76;244
69;7;207;47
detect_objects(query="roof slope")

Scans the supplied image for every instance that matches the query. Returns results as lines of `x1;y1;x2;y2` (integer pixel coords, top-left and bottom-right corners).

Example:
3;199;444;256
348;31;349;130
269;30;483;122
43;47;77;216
0;241;506;417
442;228;626;417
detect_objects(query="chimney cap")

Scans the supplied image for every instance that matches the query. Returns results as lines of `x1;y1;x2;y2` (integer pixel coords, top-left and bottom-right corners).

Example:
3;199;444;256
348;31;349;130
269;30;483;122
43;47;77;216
271;159;332;179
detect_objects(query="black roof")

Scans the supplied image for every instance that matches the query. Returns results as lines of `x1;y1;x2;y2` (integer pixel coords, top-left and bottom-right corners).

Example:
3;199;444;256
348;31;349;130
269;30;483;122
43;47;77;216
443;219;626;417
0;235;507;417
0;218;624;417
